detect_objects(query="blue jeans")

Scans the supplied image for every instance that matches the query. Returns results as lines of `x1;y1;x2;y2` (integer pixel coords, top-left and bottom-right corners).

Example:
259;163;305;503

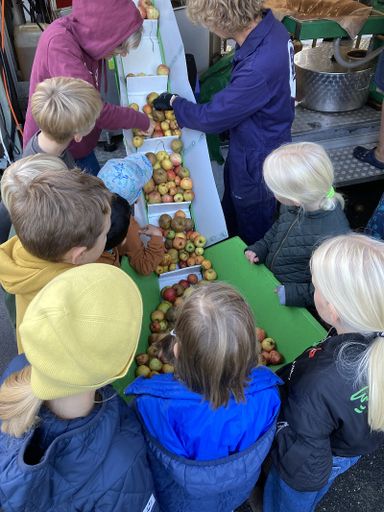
75;150;100;176
366;193;384;240
263;456;360;512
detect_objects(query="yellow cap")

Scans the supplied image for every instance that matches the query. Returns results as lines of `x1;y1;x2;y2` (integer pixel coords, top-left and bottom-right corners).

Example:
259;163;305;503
19;264;142;400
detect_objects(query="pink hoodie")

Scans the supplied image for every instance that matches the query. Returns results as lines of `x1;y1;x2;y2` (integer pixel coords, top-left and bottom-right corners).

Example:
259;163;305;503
23;0;149;159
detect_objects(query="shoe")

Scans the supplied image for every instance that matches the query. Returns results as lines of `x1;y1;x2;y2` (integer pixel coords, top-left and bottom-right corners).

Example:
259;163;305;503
353;146;384;170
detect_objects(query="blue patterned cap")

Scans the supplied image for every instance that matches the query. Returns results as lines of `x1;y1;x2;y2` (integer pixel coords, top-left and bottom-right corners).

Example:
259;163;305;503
98;154;153;205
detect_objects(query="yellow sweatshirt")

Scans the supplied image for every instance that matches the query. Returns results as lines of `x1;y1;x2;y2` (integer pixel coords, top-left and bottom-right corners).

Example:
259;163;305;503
0;236;73;353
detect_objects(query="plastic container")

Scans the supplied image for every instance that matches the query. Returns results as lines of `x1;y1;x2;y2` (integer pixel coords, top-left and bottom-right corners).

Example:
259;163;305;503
14;24;47;81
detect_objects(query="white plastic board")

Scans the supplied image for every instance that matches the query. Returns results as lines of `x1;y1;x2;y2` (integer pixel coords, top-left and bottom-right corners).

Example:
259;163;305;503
147;201;191;226
158;266;202;290
122;35;162;77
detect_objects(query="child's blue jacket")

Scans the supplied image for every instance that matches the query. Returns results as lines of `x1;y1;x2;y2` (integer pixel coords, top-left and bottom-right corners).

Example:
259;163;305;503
126;367;281;511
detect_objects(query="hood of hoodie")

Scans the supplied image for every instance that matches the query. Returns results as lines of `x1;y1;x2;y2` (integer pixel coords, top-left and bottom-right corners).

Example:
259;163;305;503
0;237;72;296
68;0;143;60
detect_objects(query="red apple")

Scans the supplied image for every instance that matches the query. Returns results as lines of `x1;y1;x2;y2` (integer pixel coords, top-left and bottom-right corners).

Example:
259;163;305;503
170;153;182;166
179;279;190;289
256;327;266;343
162;288;177;303
269;350;284;365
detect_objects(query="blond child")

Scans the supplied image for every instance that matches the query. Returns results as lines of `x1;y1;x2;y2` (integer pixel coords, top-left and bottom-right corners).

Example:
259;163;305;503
24;76;103;170
0;155;111;351
98;155;165;275
0;264;158;511
127;282;281;511
264;234;384;512
245;142;350;307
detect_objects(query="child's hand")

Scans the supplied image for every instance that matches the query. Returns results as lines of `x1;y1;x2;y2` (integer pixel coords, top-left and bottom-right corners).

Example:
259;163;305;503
139;224;163;238
138;118;155;137
245;250;259;264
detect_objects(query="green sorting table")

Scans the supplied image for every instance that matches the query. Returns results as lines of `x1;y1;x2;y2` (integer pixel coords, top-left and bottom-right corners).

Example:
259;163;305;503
115;236;326;396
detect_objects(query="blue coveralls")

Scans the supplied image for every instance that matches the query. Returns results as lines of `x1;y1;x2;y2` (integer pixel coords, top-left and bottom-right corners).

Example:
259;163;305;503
173;10;295;244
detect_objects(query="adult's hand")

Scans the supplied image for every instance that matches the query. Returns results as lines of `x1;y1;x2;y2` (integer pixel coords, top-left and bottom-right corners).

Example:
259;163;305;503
137;118;155;137
153;92;178;111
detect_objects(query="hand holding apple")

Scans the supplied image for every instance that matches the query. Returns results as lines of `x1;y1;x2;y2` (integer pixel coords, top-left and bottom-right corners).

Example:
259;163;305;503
153;92;178;111
137;118;155;137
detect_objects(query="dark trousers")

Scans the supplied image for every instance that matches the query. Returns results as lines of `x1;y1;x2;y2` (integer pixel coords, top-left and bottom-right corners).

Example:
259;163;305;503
221;160;276;245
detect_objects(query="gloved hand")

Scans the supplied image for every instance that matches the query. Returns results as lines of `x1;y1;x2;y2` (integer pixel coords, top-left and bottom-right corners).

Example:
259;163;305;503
153;92;178;111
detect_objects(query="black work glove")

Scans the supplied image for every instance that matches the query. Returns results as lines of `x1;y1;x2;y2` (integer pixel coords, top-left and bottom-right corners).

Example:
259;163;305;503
153;92;178;110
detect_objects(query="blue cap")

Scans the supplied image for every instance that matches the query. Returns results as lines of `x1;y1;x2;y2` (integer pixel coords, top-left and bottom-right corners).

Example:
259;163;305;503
98;154;153;205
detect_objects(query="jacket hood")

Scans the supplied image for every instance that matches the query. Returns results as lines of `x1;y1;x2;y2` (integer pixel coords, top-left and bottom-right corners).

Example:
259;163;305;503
69;0;143;60
0;236;72;296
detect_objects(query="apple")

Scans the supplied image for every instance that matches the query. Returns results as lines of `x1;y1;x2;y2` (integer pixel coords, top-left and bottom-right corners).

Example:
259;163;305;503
169;263;177;271
183;190;195;202
149;358;163;371
153;168;168;184
170;153;182;166
269;350;284;365
136;353;149;365
174;193;184;202
180;177;193;190
152;110;165;122
147;191;161;204
159;213;172;230
147;92;159;104
166;230;176;240
157;64;170;75
179;279;190;289
185;241;195;253
171;217;185;232
160;121;170;132
261;338;276;352
195;247;204;256
169;120;178;130
161;158;173;171
164;130;172;137
173;129;182;136
178;166;190;178
147;345;159;358
173;237;186;250
173;283;185;297
156;150;168;162
178;250;188;262
165;239;173;250
161;253;172;266
167;248;178;262
155;265;166;275
136;365;151;377
132;136;144;148
162;194;173;203
137;4;147;18
150;320;161;333
255;327;266;343
153;129;164;138
145;152;157;166
261;350;272;364
169;187;177;197
203;269;217;281
165;110;175;120
143;104;152;115
162;287;177;303
179;261;187;268
187;274;198;284
158;320;168;332
143;178;155;194
195;255;204;265
201;259;212;270
157;183;169;195
167;170;176;181
187;256;196;267
194;235;207;248
157;301;172;314
171;139;183;152
129;102;139;111
162;363;174;374
151;310;165;321
146;5;160;19
153;161;161;170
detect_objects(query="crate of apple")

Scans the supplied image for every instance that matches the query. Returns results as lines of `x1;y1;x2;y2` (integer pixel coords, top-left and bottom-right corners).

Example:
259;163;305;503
256;327;284;366
137;0;159;19
143;145;195;205
156;211;217;279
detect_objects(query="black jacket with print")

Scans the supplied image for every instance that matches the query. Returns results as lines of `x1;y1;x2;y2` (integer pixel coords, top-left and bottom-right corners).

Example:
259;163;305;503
271;332;384;491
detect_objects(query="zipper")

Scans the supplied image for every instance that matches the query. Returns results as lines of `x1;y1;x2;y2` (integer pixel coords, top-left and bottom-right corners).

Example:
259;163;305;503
270;213;299;272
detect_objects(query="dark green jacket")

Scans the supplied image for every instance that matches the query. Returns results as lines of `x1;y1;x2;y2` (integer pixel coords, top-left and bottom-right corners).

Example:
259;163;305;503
247;203;350;307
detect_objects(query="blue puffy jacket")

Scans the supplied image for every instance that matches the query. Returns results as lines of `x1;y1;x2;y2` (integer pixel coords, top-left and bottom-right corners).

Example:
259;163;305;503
0;355;159;512
126;367;281;511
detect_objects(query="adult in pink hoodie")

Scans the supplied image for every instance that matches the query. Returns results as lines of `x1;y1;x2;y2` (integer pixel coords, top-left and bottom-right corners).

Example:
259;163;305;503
23;0;149;173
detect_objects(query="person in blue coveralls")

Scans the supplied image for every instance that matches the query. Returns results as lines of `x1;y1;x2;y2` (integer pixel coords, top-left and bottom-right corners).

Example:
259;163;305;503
126;282;281;512
153;0;296;244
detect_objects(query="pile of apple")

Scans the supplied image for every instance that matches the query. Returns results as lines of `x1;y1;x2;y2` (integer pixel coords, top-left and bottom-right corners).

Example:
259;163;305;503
126;64;170;79
143;146;194;204
137;0;159;19
156;211;217;278
135;274;200;378
256;327;284;366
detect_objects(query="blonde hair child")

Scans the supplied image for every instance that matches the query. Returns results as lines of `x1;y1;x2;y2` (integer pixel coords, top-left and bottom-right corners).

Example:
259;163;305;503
245;142;350;308
263;234;384;512
127;282;281;512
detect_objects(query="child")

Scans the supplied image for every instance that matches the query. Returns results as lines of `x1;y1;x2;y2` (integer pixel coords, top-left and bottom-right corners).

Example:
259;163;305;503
0;77;103;244
98;155;165;275
264;234;384;512
245;142;350;308
126;282;281;511
0;264;159;511
25;76;103;168
0;155;112;351
153;0;295;244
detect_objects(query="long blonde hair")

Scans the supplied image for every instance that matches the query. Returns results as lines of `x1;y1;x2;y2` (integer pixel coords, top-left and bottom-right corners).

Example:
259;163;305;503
0;366;42;437
311;234;384;431
173;282;260;409
263;142;344;211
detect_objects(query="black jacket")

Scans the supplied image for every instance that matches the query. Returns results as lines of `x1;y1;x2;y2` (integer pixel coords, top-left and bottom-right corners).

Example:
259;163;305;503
271;332;384;492
247;204;350;307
